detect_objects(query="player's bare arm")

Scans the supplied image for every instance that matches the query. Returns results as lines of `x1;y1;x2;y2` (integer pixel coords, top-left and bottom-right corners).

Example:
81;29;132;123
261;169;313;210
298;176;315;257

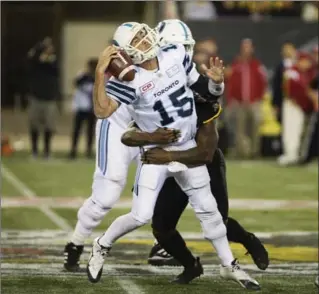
93;46;119;118
121;127;181;147
142;120;218;166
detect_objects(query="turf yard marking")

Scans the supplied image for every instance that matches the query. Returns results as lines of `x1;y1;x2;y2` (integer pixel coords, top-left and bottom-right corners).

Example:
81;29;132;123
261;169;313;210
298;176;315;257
1;262;317;277
2;165;72;231
2;229;317;243
2;197;318;210
116;277;145;294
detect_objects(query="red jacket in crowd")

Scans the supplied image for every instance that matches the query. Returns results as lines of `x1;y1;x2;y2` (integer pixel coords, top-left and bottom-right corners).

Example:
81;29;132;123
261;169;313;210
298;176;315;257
284;65;313;113
226;57;267;104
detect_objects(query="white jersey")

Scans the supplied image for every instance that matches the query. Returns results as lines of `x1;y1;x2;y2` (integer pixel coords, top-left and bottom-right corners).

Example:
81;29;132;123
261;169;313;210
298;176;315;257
104;103;133;130
106;44;200;149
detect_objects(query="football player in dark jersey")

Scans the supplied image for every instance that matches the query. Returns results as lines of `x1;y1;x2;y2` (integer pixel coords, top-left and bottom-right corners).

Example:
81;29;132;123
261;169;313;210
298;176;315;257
121;19;268;287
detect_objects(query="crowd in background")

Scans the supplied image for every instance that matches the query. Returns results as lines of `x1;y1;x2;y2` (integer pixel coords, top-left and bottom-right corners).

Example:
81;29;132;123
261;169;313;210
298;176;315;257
182;1;319;22
3;2;317;166
20;34;317;166
193;36;318;165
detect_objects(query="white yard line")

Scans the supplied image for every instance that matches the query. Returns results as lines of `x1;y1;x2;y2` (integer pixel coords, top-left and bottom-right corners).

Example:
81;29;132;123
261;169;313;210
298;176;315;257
2;197;317;210
116;278;145;294
1;262;317;276
2;165;72;231
1;230;317;245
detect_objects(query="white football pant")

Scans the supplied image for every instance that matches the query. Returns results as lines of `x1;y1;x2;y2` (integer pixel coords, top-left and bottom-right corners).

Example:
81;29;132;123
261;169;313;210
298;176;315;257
100;160;227;247
72;119;139;243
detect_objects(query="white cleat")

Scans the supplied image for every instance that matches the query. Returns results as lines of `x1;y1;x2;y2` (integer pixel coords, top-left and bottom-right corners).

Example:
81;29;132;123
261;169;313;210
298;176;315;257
220;259;261;291
315;276;319;288
86;237;111;283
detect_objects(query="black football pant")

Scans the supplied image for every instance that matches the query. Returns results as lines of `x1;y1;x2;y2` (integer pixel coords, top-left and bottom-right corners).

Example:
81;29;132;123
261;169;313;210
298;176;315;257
152;148;252;268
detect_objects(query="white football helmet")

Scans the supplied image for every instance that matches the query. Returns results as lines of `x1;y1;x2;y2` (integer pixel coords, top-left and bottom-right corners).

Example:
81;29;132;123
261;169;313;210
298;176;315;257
155;19;195;59
112;22;160;65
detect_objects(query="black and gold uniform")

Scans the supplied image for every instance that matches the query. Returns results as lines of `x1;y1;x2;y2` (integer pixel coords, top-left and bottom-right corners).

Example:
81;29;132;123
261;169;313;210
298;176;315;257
149;99;269;281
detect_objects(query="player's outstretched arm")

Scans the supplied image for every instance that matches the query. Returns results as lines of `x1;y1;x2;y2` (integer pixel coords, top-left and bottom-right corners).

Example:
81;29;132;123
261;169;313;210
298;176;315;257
93;46;119;118
121;127;181;147
142;120;218;166
190;57;225;101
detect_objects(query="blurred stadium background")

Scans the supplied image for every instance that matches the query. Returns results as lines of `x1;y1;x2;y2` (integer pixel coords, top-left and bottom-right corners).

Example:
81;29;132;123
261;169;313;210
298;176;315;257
1;1;318;294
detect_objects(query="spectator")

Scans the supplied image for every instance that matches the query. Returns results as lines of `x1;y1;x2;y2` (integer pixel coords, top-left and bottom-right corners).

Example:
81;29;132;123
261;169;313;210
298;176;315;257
69;58;97;159
278;54;313;166
226;38;267;158
301;1;319;22
300;46;318;164
272;41;297;122
193;39;218;72
182;1;218;21
27;37;59;159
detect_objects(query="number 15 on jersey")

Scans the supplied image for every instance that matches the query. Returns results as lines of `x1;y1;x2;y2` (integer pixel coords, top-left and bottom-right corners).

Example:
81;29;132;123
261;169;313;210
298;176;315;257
153;85;194;126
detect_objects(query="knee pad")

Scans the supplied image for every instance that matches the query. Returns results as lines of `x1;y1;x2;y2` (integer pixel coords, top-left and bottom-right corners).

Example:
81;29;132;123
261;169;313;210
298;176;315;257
131;212;152;225
91;176;125;209
197;210;227;241
77;198;110;230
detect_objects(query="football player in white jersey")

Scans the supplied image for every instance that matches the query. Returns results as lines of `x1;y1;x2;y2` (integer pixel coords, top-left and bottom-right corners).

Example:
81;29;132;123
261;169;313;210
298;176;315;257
132;19;266;287
63;58;180;272
86;21;259;290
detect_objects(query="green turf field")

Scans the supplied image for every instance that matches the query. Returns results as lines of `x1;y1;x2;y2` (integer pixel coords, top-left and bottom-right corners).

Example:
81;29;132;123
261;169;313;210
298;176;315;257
2;154;317;200
1;152;318;293
1;275;318;294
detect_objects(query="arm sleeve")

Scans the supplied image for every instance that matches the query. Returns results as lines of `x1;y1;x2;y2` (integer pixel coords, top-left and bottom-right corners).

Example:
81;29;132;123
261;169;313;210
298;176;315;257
105;79;137;105
190;75;224;101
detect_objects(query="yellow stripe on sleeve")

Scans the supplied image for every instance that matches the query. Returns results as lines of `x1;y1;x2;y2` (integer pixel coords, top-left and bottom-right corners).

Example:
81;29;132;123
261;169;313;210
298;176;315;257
202;105;222;124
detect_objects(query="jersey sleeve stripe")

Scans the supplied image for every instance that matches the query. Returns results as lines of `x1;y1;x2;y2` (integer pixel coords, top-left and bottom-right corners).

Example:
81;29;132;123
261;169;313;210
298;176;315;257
108;80;136;95
106;88;131;105
106;84;136;102
202;105;223;124
182;54;190;69
186;62;194;75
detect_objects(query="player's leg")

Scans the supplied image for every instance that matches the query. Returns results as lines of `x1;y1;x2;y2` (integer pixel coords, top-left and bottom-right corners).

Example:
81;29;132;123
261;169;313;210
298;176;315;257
209;148;269;270
150;177;193;267
87;164;168;283
175;166;260;290
64;120;137;271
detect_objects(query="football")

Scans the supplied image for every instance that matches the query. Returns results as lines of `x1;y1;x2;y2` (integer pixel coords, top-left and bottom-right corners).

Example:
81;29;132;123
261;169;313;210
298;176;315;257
108;50;135;82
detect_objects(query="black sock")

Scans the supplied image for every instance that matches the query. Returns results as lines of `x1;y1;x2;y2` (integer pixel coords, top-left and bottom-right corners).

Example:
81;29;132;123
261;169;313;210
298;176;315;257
44;129;53;157
226;217;251;246
30;128;39;156
154;229;195;268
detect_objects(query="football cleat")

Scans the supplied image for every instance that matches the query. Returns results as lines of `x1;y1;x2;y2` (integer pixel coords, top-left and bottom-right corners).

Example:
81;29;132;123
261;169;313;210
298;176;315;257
315;276;319;288
220;259;261;291
171;257;203;284
148;242;181;266
86;237;111;283
244;233;269;270
63;242;84;272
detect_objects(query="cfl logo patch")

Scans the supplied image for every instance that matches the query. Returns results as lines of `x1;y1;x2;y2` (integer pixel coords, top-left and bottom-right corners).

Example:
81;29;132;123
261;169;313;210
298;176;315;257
140;81;154;93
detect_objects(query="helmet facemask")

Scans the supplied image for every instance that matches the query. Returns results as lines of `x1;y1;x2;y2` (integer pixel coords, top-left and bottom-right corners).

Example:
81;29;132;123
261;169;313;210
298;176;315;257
123;24;160;65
